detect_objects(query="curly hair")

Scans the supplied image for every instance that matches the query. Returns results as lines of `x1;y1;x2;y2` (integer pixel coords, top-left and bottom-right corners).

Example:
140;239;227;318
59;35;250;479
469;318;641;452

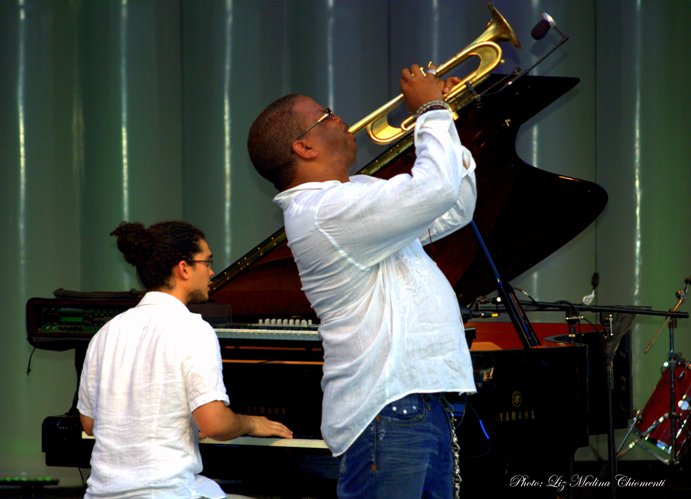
247;94;305;191
111;221;205;290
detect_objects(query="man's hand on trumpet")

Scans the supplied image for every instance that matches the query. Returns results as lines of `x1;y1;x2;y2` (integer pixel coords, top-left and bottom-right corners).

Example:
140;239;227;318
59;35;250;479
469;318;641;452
442;75;462;95
400;64;459;114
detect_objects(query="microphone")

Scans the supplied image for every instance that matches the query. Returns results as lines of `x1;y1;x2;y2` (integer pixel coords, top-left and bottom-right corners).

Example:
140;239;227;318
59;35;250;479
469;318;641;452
679;275;690;299
582;272;599;305
591;272;600;289
460;306;499;322
531;12;556;40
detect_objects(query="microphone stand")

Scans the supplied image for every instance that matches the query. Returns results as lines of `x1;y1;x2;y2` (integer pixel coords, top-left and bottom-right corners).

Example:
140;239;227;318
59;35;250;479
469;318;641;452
607;342;618;499
665;316;680;464
601;313;627;499
469;220;540;347
478;23;569;100
509;301;688;321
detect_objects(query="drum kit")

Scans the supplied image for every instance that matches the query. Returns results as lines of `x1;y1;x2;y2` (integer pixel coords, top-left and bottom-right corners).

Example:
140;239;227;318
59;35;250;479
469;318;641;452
617;278;691;465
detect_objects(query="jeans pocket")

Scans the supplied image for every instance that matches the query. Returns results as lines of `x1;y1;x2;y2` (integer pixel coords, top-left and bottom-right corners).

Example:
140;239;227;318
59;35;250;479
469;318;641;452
379;393;426;422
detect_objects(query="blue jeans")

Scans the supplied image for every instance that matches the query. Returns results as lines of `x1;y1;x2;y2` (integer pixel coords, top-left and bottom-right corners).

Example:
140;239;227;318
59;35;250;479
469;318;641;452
337;393;463;499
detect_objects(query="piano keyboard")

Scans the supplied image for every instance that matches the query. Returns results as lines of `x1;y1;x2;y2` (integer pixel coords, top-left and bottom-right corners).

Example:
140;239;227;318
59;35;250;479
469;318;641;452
201;436;328;449
215;320;320;342
82;432;327;449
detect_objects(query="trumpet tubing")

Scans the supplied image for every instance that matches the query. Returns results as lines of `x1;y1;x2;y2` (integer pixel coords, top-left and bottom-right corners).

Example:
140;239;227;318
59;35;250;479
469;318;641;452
348;5;520;145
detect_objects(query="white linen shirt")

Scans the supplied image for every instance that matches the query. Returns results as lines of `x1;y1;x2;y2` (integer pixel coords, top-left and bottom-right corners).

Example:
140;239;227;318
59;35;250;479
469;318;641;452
273;109;478;456
77;291;229;498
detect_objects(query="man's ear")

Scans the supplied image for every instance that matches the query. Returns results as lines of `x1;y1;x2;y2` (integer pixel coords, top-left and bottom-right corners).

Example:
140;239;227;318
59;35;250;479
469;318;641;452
173;260;191;281
291;139;318;160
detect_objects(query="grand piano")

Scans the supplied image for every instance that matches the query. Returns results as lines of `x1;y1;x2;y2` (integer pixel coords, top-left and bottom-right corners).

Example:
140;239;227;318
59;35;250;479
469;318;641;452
27;72;632;497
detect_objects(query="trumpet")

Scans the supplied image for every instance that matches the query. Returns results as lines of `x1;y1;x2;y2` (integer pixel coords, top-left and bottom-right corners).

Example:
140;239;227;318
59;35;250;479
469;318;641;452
348;4;520;145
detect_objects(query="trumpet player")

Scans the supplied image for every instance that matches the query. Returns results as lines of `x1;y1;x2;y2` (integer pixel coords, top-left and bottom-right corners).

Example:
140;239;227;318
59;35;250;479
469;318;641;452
247;64;477;498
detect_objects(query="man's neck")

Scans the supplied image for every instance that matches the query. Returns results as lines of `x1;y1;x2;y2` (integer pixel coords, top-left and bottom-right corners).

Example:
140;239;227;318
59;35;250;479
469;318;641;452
287;162;349;189
152;287;188;305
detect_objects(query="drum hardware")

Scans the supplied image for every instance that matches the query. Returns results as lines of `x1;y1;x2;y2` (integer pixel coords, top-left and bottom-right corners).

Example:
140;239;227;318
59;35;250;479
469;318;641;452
617;278;690;465
617;357;690;464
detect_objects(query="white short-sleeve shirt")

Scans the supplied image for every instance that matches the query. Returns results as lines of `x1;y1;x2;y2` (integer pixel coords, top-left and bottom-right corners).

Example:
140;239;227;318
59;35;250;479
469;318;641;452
78;291;229;498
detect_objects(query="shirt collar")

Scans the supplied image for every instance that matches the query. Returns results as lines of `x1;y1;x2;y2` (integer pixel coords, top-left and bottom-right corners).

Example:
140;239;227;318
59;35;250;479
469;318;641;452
138;291;188;310
273;180;342;208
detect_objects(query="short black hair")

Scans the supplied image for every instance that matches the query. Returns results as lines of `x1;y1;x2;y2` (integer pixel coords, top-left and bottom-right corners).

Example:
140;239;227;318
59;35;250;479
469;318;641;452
247;94;305;191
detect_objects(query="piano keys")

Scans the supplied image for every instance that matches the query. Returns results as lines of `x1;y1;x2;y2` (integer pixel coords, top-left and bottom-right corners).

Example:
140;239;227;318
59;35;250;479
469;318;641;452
216;321;319;342
42;417;338;497
201;436;328;449
81;431;329;449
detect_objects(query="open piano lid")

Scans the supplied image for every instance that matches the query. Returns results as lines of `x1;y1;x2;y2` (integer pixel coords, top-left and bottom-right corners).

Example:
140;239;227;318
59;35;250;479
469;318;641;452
209;74;607;319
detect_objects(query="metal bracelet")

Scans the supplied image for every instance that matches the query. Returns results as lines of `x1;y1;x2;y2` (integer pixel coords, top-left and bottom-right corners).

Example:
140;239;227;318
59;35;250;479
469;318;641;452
415;100;451;118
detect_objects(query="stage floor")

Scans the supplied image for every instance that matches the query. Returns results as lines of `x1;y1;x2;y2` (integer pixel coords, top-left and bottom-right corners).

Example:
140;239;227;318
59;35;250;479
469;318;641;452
0;459;689;498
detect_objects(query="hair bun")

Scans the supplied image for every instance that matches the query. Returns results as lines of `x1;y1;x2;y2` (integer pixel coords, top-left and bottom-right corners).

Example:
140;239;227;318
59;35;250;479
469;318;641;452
111;222;152;266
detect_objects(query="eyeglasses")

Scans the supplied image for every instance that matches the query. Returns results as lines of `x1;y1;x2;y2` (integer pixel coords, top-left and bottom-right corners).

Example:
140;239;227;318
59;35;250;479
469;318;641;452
294;108;334;140
187;259;214;267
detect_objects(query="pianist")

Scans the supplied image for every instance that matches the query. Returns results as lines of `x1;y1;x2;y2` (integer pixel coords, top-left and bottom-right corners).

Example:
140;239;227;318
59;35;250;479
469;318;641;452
247;65;477;498
77;221;292;498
